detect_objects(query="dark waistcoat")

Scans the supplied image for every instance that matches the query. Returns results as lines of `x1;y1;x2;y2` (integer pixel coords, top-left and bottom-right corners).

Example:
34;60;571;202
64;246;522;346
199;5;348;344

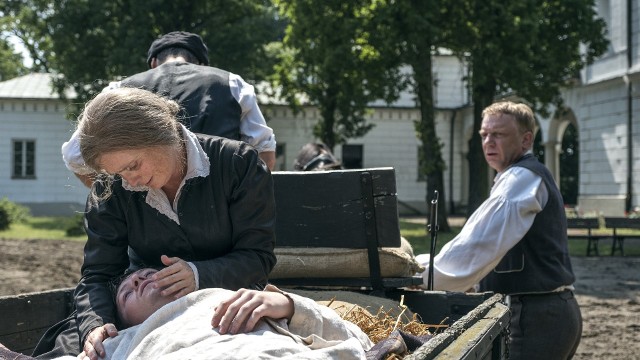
122;62;242;140
480;154;575;295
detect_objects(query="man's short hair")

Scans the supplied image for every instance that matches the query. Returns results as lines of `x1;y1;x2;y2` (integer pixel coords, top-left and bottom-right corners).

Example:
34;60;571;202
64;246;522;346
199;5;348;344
482;101;536;133
147;31;209;67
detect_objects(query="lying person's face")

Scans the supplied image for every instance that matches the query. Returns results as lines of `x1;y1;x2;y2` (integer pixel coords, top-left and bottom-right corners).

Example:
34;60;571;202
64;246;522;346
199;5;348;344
116;268;175;327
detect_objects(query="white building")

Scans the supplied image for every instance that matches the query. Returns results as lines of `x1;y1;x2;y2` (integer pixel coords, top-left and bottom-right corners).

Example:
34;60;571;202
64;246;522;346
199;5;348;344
1;0;637;216
0;74;87;215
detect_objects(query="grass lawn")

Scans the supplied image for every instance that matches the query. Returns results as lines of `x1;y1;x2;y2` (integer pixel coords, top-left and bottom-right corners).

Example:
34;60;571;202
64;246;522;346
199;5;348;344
0;216;86;241
399;217;640;257
2;216;639;257
400;218;461;255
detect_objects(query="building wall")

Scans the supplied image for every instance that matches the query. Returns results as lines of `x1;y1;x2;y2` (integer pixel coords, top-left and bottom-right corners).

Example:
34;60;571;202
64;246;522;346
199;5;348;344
565;78;632;215
266;105;431;214
433;54;469;108
559;0;640;216
0;99;87;215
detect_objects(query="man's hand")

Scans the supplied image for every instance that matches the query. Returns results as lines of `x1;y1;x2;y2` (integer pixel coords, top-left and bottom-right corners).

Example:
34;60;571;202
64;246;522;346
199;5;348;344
211;288;294;335
151;255;196;299
79;324;118;360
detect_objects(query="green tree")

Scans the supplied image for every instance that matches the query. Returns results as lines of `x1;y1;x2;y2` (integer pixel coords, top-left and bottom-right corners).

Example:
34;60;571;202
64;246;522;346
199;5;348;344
273;0;451;230
0;36;28;81
1;1;56;73
2;0;283;110
373;0;451;231
443;0;608;214
272;0;406;150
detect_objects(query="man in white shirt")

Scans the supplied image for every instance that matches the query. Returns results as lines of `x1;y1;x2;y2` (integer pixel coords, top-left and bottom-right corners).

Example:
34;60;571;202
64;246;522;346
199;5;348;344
417;101;582;359
62;31;276;187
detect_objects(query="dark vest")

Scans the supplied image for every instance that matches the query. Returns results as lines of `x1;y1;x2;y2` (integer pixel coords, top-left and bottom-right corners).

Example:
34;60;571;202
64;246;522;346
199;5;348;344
479;154;575;295
121;62;242;140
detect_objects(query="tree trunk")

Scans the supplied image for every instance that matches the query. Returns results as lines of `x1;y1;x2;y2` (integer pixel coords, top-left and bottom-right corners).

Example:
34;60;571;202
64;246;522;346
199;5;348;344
412;53;450;233
466;62;495;216
317;86;338;151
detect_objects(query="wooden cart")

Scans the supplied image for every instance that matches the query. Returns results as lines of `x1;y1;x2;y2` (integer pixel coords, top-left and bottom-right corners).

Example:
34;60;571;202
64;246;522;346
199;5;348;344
0;168;510;359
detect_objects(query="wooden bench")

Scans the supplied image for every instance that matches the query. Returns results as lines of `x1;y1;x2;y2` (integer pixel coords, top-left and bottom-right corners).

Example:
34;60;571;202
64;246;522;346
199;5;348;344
566;217;605;256
603;217;640;256
269;167;423;294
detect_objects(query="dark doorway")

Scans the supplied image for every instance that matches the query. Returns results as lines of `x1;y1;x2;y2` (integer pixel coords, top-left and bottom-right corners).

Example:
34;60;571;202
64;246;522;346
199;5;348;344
559;123;579;205
533;130;545;164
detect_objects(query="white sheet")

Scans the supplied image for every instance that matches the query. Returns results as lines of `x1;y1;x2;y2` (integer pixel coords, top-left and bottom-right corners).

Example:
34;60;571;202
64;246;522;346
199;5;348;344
93;288;372;360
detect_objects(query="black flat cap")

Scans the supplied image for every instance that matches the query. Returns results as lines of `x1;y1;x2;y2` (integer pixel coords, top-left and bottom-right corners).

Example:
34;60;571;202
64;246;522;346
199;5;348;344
146;31;209;67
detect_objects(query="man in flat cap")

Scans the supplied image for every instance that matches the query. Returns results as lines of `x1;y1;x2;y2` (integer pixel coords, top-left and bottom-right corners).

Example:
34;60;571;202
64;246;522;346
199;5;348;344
62;31;276;187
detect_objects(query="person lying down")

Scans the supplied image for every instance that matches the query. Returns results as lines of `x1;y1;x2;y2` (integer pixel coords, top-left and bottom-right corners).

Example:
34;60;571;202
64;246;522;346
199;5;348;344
1;268;373;360
92;268;373;359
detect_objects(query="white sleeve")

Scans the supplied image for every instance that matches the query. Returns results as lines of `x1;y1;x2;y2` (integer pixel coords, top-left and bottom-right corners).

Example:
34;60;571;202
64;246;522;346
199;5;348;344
61;129;94;175
420;167;548;292
228;73;276;152
59;81;120;175
102;80;122;92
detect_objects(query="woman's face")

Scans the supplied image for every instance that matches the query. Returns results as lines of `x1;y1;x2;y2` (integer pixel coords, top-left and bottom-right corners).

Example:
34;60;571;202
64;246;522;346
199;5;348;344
99;146;181;189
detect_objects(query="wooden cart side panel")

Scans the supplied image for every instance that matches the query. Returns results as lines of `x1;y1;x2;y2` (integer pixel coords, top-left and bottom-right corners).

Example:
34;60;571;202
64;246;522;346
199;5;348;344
406;295;510;360
433;304;510;360
0;288;74;354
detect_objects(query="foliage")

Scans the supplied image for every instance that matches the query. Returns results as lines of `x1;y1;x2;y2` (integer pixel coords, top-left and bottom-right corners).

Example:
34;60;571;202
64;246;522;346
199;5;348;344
0;198;31;230
271;0;407;150
440;0;609;213
371;0;451;231
0;208;8;231
0;36;28;81
0;0;55;73
64;213;86;237
0;216;86;241
1;0;284;114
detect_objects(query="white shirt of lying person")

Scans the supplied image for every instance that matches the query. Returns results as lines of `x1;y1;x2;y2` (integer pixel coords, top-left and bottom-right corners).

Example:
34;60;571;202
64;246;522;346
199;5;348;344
417;164;549;292
54;287;373;360
61;72;275;176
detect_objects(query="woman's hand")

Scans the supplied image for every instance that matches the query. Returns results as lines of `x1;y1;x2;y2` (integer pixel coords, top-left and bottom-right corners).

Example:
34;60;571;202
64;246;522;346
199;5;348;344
78;324;118;360
151;255;196;299
211;288;294;335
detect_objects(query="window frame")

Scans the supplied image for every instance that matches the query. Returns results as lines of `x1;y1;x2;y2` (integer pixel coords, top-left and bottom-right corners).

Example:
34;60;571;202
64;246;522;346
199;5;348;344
12;139;36;180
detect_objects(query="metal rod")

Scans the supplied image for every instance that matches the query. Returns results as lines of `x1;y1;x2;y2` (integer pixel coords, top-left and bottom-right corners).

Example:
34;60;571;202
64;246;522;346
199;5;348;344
427;190;439;291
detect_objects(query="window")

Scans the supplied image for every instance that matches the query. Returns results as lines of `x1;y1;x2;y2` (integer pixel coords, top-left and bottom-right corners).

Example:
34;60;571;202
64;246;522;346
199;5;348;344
341;144;363;169
12;140;36;179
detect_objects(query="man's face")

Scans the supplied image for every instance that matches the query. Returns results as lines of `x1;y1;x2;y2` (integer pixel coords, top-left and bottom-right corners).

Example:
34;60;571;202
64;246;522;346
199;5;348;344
479;113;532;172
116;268;175;327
